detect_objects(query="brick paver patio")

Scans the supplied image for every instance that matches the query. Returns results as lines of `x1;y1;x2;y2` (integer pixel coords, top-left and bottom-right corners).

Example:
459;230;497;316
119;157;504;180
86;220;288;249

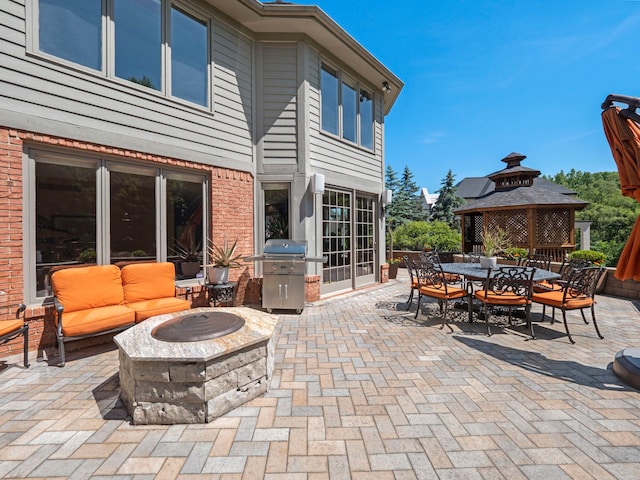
1;270;639;479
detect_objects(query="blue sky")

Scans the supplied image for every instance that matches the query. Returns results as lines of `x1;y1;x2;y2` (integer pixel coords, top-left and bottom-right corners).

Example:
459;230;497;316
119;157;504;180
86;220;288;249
296;0;640;193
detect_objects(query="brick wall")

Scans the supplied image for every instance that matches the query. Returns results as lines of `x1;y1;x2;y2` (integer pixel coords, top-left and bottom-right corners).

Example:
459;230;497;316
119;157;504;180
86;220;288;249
0;126;254;362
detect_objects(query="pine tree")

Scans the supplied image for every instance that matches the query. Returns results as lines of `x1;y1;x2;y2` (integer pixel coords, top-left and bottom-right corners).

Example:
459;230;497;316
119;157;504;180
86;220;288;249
430;170;465;230
389;166;424;227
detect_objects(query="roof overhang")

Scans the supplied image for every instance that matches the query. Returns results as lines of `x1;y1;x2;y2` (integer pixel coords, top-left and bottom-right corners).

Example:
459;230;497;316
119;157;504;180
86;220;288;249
202;0;403;115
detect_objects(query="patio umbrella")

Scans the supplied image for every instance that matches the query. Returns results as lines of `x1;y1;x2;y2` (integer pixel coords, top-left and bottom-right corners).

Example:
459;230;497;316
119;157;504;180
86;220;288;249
601;95;640;281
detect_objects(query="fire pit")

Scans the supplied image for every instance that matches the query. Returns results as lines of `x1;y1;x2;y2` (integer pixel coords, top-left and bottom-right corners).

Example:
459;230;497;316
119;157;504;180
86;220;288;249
114;307;277;425
151;311;245;342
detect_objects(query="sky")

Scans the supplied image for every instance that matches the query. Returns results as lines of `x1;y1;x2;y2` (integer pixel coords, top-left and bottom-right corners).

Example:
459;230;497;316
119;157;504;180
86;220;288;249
293;0;640;193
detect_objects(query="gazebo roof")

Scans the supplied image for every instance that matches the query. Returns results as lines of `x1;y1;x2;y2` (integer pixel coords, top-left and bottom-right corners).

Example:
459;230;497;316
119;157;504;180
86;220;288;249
454;152;588;214
454;184;588;214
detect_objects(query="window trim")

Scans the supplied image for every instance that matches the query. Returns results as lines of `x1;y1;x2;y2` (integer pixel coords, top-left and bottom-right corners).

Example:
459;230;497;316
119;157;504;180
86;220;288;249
29;0;214;111
23;145;208;304
320;60;376;152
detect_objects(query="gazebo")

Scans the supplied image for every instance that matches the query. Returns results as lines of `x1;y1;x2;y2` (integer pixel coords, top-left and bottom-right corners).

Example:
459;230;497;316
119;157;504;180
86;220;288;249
454;152;588;261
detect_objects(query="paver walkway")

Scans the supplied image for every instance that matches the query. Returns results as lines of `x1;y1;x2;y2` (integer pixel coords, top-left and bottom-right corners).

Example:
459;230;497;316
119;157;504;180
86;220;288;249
1;271;640;479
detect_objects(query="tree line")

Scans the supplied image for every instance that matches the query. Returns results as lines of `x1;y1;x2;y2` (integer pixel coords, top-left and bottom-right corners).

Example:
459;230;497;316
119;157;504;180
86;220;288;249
386;165;634;266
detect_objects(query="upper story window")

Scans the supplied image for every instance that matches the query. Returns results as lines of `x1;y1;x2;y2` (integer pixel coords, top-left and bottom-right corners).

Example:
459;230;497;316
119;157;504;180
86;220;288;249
39;0;103;71
36;0;210;108
320;62;374;150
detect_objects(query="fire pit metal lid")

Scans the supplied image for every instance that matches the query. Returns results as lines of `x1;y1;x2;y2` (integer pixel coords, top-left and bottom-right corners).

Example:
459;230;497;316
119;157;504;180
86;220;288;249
151;311;245;342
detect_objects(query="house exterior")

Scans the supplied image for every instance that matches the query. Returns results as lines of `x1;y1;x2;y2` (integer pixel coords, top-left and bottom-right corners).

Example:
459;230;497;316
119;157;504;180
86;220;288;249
0;0;403;360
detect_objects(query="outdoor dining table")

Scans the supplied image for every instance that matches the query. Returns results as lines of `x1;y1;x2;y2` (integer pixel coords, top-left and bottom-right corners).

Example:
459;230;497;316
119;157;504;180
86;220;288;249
439;262;562;322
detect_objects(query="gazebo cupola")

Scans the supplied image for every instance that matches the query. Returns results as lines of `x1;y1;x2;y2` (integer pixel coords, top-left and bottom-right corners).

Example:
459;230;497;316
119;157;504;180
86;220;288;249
488;152;541;190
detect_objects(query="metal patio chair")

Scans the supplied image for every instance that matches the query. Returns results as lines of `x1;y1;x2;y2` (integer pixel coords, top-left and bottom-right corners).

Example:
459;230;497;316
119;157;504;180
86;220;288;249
532;266;605;344
0;304;29;368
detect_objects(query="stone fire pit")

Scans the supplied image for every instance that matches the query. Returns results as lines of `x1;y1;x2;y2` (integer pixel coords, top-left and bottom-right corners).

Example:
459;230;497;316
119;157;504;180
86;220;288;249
114;307;277;425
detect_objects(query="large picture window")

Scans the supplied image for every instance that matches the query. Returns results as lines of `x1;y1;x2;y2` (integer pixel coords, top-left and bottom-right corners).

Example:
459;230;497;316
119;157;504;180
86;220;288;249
36;0;211;108
320;62;374;150
30;151;206;301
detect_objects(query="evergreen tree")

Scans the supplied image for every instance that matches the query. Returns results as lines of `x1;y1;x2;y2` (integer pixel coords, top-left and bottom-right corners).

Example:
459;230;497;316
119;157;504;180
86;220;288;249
389;166;424;227
430;170;465;230
384;165;401;230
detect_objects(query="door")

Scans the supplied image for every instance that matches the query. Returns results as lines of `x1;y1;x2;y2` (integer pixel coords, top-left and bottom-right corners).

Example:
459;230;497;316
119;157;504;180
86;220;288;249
355;194;376;288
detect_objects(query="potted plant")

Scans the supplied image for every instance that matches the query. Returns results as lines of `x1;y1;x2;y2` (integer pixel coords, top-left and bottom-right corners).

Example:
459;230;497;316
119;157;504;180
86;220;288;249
387;257;401;279
480;227;510;269
206;238;243;284
172;238;202;278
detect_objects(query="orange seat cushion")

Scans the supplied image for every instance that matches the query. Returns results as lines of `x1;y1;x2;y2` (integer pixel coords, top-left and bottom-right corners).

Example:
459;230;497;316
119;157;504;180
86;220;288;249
532;290;593;310
126;297;191;323
533;280;562;293
419;285;467;301
474;290;529;306
121;262;178;303
52;265;124;312
0;319;24;338
56;305;135;337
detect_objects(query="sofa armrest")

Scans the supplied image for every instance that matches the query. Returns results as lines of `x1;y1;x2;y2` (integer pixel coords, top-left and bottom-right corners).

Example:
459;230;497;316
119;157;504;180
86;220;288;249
53;297;65;337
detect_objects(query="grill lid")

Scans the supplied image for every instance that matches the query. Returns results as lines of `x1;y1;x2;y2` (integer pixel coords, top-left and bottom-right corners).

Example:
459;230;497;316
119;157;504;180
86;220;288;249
264;239;307;256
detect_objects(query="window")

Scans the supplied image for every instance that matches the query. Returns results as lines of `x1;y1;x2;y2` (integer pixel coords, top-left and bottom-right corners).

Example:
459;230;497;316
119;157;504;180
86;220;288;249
321;65;338;135
114;0;161;90
264;186;290;242
39;0;102;70
359;90;373;149
320;62;374;149
35;0;211;108
341;81;356;143
30;151;206;300
171;6;208;106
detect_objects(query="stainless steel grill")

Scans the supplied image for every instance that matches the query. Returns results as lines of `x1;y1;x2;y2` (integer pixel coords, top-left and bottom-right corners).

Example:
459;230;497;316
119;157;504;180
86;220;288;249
247;240;325;313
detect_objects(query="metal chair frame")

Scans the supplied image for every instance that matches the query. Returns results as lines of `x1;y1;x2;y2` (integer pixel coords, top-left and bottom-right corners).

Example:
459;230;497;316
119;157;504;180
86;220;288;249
474;266;537;338
532;266;605;344
0;304;29;368
402;255;419;309
414;257;468;332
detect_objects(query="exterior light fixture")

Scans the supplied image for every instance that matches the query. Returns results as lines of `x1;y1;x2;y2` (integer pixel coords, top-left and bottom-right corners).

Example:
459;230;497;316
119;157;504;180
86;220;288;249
310;173;325;194
381;81;391;94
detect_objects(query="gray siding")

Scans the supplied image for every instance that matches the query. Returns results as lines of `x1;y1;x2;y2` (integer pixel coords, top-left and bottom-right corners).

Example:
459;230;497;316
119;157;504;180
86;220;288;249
0;0;253;170
261;43;298;165
307;48;384;189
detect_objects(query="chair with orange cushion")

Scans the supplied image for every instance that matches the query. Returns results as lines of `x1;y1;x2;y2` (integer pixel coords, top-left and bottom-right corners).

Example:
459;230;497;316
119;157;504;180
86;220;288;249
474;266;537;338
414;256;468;332
403;255;419;309
0;304;29;368
532;266;605;344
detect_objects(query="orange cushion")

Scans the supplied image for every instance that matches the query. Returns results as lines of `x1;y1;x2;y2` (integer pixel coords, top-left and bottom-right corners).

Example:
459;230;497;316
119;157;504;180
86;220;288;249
419;285;467;300
56;305;135;337
121;262;178;303
532;290;593;310
52;265;124;313
533;280;562;293
126;297;191;323
474;290;529;306
0;319;24;338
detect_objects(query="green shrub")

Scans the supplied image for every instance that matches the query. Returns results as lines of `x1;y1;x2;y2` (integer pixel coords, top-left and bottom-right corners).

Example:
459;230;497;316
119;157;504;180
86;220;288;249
569;249;606;266
393;221;461;252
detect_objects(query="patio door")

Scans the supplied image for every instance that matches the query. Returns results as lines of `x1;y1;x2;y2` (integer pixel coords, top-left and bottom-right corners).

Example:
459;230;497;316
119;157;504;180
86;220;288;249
322;189;378;294
355;194;376;288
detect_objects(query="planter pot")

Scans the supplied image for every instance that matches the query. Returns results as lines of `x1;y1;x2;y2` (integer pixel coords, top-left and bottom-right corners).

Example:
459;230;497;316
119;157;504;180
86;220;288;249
181;261;201;278
479;256;497;269
388;263;399;279
208;266;229;285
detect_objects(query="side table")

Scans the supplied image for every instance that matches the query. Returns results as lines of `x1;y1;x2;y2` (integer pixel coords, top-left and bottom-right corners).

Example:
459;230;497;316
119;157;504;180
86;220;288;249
206;281;237;307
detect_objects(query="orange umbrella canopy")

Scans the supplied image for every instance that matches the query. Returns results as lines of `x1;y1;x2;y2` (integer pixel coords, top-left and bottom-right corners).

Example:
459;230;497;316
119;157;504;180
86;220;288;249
602;105;640;281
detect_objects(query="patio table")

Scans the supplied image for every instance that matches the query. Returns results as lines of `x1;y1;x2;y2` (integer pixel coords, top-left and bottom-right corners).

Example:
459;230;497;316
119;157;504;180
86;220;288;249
439;262;561;322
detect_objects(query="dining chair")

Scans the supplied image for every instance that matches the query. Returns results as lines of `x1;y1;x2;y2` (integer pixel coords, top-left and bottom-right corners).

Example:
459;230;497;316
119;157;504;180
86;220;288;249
402;255;419;309
531;266;605;344
474;266;537;338
414;256;468;332
0;304;29;368
519;253;551;270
